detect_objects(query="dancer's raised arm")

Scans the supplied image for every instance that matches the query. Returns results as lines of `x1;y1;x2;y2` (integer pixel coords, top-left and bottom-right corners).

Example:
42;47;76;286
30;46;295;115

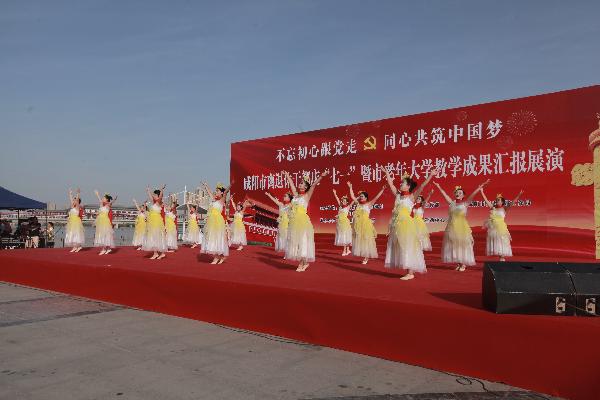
424;189;434;203
282;171;298;197
413;168;439;199
202;182;214;200
465;179;490;203
346;181;358;203
332;189;341;206
306;170;329;201
433;182;453;204
94;190;102;204
369;184;387;206
506;190;524;210
479;188;494;209
133;199;143;213
264;192;282;207
381;166;398;196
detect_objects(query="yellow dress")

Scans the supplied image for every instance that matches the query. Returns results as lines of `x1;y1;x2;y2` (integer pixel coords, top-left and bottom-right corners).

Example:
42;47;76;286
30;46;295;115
352;204;378;259
484;207;512;257
230;211;247;246
132;212;146;246
142;203;167;252
165;211;178;250
201;200;229;256
93;206;114;247
412;206;432;251
385;195;426;272
285;196;315;262
335;206;352;246
183;212;203;244
275;204;290;252
65;207;85;246
442;201;475;265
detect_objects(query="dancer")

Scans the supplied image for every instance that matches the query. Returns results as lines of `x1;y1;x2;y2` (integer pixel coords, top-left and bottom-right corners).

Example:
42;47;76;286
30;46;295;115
132;199;147;250
201;182;231;264
382;168;437;279
93;190;117;255
332;188;353;256
229;195;252;251
480;188;524;261
412;189;434;252
283;169;330;272
433;179;489;271
165;197;178;252
265;191;292;255
183;204;203;248
143;184;167;260
347;181;386;264
65;188;85;252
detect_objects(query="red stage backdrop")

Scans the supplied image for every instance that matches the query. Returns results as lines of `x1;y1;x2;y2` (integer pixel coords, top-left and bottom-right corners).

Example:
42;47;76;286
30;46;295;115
231;85;600;259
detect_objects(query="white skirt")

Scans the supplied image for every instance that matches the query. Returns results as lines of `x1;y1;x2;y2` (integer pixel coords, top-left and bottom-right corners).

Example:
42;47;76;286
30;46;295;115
201;228;229;256
275;227;288;253
142;225;167;253
94;225;114;248
183;229;203;244
385;217;426;273
229;223;247;246
334;226;352;246
486;229;512;257
442;234;475;265
65;222;85;247
166;230;178;250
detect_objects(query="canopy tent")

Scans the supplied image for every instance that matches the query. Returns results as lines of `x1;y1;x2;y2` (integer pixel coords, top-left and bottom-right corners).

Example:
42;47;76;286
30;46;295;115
0;186;46;210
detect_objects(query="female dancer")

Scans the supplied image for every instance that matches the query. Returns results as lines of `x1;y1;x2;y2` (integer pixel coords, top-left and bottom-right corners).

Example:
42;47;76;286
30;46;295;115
229;195;253;251
165;197;178;252
332;188;353;256
346;181;386;264
283;169;329;272
480;188;524;261
132;199;147;250
201;182;231;264
412;189;434;252
433;180;489;271
93;190;117;255
382;168;437;280
143;185;167;260
65;188;85;252
265;191;292;255
183;204;203;248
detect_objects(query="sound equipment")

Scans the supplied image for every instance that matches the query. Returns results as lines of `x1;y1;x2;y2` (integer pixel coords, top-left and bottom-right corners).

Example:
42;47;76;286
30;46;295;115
483;261;600;316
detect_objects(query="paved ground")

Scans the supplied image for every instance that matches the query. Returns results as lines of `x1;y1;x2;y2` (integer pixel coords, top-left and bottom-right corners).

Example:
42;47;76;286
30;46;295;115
0;282;554;400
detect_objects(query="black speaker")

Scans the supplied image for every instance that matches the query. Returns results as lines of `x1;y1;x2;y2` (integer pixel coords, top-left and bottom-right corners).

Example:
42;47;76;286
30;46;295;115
483;262;576;315
562;263;600;317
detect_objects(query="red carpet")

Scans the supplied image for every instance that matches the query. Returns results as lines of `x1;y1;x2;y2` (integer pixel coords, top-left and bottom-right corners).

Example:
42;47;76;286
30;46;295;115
1;231;599;400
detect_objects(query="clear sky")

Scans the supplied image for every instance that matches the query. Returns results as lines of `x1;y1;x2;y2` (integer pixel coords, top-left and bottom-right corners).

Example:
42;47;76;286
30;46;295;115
1;0;599;206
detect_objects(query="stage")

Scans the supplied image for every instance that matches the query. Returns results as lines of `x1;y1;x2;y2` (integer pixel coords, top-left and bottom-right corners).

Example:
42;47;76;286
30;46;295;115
1;230;599;400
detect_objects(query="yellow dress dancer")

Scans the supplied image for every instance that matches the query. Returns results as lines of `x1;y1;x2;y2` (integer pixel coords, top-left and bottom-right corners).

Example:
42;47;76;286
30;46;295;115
142;202;167;254
165;209;178;251
94;205;115;249
275;203;290;253
385;195;425;272
201;200;229;258
484;206;512;258
65;206;85;249
412;205;432;251
352;204;378;261
183;209;203;247
286;195;315;263
230;211;247;248
132;211;146;249
442;201;475;267
335;206;352;248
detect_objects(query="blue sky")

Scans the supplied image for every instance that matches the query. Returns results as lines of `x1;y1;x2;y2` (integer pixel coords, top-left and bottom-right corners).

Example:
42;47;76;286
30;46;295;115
1;0;599;206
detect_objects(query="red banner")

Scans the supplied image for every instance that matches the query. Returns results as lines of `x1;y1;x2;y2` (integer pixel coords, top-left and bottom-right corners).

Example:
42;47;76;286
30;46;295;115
231;85;600;258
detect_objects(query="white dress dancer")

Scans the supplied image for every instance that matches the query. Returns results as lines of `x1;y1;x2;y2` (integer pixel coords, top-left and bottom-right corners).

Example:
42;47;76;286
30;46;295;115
65;206;85;249
94;205;115;249
142;202;167;254
441;201;476;267
480;189;523;261
165;209;178;251
335;206;353;248
132;210;146;249
183;209;203;247
275;203;290;253
384;195;426;273
201;199;230;258
229;210;248;248
286;195;315;263
412;206;432;251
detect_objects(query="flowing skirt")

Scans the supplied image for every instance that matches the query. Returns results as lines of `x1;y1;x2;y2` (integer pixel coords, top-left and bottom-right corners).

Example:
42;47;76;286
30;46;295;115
94;214;114;248
230;218;247;246
132;216;146;246
165;217;178;250
385;209;425;272
442;214;475;265
352;211;378;258
183;219;203;244
285;206;315;262
413;215;432;251
142;211;167;252
485;216;512;257
335;214;352;246
275;216;288;253
201;209;229;256
65;214;85;247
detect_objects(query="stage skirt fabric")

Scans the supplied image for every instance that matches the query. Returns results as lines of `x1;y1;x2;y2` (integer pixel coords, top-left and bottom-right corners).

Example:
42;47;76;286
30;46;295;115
64;208;85;247
132;212;146;247
165;212;178;250
385;204;426;273
484;208;512;257
413;211;432;252
352;205;378;259
142;204;167;252
285;198;315;262
93;206;114;248
229;212;247;246
334;207;352;247
183;214;203;245
275;205;289;253
442;202;475;266
201;201;229;256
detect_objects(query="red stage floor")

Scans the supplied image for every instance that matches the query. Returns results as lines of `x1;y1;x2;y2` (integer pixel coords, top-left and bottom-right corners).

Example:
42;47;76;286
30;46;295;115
1;233;599;400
